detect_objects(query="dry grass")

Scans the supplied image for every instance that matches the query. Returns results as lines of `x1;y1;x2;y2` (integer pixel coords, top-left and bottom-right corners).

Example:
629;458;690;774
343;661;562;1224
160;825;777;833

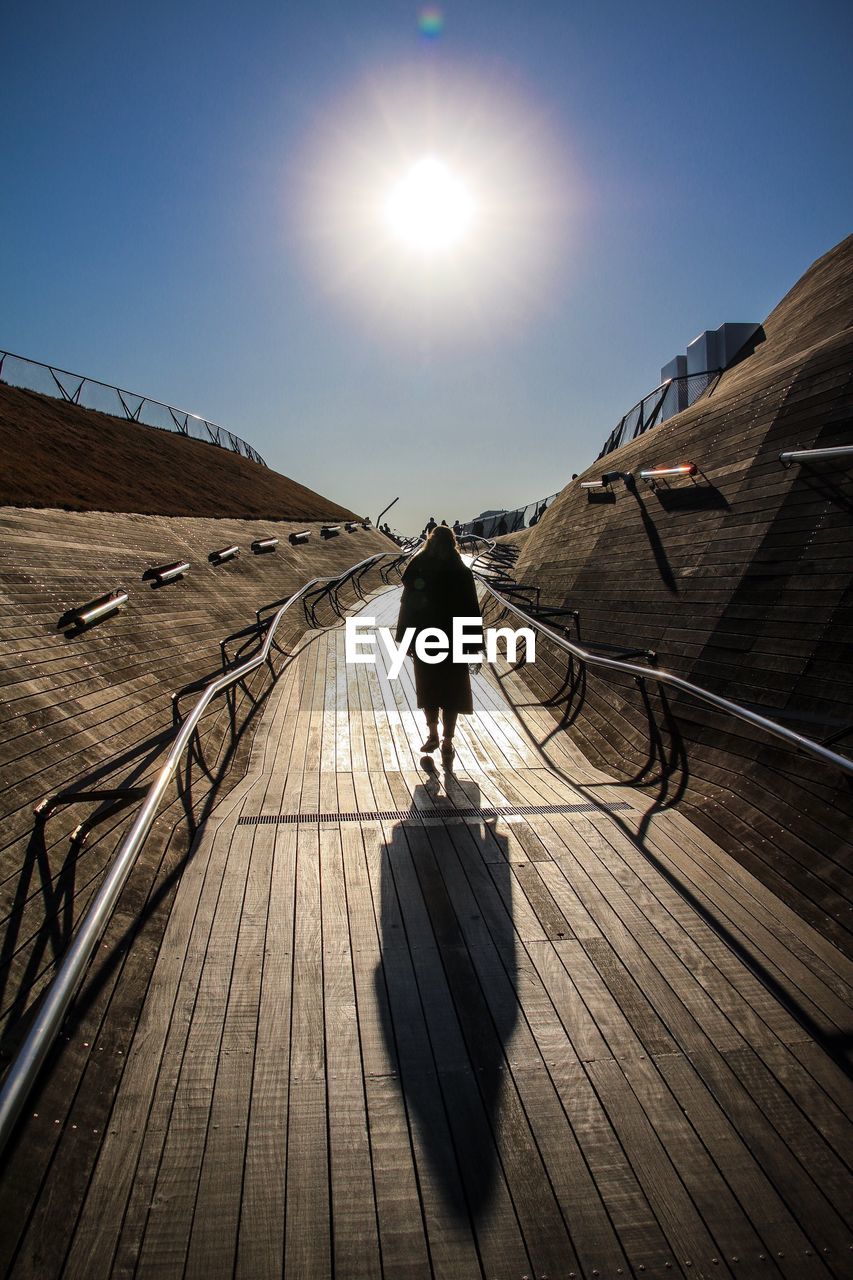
0;382;358;520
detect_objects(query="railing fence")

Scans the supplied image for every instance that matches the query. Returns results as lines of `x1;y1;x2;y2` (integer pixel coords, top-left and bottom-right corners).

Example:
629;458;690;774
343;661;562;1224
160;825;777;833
597;369;719;458
0;349;267;466
460;491;560;539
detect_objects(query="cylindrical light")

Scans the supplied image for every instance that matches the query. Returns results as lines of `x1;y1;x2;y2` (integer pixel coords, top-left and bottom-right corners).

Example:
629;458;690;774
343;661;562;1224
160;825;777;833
251;537;279;553
209;544;239;563
289;531;311;545
639;463;697;480
148;560;190;583
73;590;129;626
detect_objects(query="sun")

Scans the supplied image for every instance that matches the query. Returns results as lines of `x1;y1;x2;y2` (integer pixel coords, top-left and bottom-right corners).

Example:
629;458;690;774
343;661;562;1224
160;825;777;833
383;157;474;253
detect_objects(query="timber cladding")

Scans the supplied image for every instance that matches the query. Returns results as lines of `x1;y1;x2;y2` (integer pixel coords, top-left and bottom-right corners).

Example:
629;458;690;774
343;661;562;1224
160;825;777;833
506;236;853;954
0;509;392;1069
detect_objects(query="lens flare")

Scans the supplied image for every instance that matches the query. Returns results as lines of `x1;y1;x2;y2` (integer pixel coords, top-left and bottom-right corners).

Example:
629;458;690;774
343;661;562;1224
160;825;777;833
418;7;445;38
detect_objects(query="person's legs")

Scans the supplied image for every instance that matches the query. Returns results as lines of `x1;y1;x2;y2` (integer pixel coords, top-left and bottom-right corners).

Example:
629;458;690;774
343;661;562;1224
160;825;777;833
441;708;457;755
421;705;440;751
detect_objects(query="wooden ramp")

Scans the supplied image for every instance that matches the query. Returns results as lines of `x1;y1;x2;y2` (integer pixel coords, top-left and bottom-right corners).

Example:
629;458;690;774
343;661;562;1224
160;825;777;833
61;588;853;1279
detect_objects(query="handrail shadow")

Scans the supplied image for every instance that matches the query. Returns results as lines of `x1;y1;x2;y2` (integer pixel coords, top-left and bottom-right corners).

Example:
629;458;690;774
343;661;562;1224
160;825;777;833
490;664;852;1076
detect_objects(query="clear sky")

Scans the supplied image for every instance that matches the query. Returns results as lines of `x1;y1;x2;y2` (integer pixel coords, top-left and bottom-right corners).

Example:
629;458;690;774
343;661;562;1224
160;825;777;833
2;0;851;534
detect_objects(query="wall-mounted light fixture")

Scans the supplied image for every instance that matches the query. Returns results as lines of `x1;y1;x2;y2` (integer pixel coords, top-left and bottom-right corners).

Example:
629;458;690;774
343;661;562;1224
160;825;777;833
251;537;279;554
209;545;239;564
289;530;311;545
145;560;190;584
59;589;128;630
579;469;633;492
637;463;691;478
321;525;341;539
345;521;359;532
639;463;697;484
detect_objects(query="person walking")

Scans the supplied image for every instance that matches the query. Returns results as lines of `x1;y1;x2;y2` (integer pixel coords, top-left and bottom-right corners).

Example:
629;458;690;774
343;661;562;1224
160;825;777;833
395;525;482;760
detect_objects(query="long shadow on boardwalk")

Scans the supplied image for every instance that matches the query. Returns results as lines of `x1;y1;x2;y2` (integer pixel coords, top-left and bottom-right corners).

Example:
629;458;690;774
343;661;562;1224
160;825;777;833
375;781;518;1226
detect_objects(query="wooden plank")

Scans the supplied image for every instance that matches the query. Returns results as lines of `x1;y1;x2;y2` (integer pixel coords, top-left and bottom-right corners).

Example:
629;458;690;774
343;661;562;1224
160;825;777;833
320;826;382;1280
63;814;236;1279
431;819;629;1275
134;823;255;1277
235;826;297;1279
372;816;532;1277
352;822;480;1277
184;822;274;1277
284;826;329;1275
587;1056;736;1273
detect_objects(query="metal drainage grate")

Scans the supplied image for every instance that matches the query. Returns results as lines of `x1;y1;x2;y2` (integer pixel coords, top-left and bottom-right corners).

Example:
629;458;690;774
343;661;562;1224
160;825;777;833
238;801;631;827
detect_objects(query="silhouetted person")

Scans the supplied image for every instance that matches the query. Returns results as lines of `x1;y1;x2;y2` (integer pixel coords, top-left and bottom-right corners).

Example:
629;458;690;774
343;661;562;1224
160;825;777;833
424;515;437;536
395;525;482;761
452;519;462;535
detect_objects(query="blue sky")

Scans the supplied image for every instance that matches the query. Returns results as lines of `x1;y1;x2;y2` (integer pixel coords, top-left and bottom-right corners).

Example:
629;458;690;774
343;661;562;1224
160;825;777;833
2;1;851;533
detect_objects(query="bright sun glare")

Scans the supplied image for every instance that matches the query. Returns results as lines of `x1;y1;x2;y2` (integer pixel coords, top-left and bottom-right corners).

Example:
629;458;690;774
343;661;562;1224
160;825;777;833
299;64;572;337
383;157;474;252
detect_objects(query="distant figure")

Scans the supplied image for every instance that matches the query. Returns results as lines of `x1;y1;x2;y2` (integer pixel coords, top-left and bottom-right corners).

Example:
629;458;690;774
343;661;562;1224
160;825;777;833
494;515;508;536
440;518;448;526
395;525;482;761
424;515;438;535
452;519;462;535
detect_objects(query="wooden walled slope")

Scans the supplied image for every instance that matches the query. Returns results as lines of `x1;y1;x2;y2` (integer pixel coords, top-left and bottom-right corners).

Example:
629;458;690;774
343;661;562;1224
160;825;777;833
510;235;853;954
0;510;392;1067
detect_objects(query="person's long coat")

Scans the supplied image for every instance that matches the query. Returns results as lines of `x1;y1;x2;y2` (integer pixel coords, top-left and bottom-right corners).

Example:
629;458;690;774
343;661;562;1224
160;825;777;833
395;555;482;713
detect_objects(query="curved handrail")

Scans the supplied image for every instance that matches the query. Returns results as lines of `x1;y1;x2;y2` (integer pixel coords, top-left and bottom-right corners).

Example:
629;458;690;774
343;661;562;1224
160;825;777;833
0;551;397;1154
478;578;853;777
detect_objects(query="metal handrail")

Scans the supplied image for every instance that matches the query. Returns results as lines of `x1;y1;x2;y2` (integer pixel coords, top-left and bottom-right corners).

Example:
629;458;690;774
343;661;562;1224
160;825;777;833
779;445;853;467
0;551;396;1154
478;578;853;777
597;369;720;459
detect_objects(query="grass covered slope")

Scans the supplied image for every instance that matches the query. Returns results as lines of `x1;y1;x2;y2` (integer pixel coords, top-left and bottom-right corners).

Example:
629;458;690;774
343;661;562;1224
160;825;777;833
0;382;358;520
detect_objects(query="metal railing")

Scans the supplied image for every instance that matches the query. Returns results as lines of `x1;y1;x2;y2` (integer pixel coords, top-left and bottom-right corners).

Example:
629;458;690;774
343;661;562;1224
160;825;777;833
472;554;853;778
460;491;560;539
779;445;853;468
597;370;719;458
0;550;403;1154
0;349;267;466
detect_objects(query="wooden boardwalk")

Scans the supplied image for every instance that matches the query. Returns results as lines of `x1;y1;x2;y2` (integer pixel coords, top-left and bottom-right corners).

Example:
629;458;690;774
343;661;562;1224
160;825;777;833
58;587;852;1279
